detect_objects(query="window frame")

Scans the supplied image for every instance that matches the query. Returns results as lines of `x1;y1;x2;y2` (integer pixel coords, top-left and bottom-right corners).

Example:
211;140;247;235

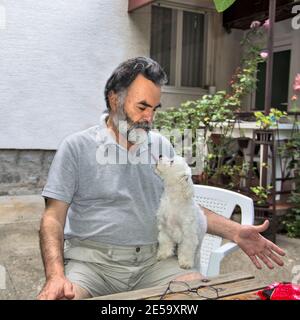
151;2;215;95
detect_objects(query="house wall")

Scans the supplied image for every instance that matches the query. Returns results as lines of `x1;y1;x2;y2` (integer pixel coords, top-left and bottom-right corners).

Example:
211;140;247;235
0;0;151;150
213;14;244;93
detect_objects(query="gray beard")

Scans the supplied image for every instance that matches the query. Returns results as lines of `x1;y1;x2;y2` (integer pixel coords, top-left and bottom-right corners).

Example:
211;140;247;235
112;109;151;145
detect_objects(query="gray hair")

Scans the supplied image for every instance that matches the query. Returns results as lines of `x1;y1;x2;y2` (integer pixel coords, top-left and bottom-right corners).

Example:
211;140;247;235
104;57;168;111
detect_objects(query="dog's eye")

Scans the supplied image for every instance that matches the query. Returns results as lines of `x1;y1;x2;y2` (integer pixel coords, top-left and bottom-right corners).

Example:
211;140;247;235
170;160;174;165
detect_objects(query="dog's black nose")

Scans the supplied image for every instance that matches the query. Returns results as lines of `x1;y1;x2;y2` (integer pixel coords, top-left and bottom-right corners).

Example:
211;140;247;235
159;154;163;159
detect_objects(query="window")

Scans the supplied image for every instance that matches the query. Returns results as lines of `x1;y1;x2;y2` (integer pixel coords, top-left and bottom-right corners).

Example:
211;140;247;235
150;5;206;89
254;50;291;111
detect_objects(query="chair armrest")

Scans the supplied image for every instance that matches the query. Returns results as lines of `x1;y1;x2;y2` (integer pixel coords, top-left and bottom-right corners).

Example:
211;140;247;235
212;242;238;257
205;242;238;277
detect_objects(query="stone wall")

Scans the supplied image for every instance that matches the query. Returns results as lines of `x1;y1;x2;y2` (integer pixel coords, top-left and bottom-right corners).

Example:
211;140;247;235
0;150;55;196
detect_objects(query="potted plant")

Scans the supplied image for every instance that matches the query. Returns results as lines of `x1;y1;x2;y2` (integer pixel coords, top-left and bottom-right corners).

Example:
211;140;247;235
254;108;287;130
250;185;273;207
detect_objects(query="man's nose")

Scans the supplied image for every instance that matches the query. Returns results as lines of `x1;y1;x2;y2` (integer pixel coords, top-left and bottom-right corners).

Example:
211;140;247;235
142;109;154;123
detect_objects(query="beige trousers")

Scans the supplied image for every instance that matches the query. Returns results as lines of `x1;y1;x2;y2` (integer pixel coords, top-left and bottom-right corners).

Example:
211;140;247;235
64;238;200;298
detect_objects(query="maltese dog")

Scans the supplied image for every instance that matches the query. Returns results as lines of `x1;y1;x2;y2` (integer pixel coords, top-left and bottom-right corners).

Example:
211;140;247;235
155;156;207;269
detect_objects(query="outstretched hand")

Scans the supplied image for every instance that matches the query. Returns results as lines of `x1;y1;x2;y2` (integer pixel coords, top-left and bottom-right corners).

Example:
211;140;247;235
234;220;286;269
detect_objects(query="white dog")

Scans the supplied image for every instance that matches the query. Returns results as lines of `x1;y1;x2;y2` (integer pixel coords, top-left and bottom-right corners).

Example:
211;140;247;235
155;156;207;269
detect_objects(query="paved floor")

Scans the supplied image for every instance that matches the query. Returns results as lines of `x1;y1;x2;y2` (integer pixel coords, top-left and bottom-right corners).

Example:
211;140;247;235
0;195;299;300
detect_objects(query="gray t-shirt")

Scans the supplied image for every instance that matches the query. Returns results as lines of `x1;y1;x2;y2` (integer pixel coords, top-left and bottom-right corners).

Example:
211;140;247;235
42;113;175;246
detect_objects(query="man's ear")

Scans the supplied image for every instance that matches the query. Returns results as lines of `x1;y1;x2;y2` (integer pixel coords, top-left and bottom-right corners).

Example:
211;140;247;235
108;91;118;112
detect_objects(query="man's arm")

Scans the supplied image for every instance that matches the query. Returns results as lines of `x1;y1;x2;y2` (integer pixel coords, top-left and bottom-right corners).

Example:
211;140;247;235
203;207;286;269
203;207;240;241
37;198;75;300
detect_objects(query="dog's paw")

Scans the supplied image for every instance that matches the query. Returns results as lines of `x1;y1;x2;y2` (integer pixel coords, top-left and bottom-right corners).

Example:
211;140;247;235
178;256;194;269
157;248;174;261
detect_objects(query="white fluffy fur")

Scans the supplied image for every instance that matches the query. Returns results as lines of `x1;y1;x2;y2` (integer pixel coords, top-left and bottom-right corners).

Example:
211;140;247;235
155;156;207;269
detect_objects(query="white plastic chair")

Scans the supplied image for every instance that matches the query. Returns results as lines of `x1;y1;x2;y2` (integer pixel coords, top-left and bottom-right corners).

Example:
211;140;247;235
194;185;254;277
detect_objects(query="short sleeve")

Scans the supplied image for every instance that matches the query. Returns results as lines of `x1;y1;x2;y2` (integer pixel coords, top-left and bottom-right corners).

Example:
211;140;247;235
42;138;78;204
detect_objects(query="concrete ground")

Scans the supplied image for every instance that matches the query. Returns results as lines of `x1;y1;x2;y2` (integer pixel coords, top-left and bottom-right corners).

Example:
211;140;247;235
0;195;299;300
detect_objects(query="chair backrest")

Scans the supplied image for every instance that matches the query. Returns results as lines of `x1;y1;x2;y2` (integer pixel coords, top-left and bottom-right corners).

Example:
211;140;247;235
193;185;254;276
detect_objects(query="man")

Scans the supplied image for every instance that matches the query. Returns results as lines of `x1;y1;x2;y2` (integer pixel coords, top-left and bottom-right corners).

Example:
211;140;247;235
38;57;285;300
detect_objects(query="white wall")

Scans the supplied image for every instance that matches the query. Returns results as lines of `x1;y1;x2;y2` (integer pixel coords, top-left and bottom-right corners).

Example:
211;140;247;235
0;0;151;150
215;30;244;92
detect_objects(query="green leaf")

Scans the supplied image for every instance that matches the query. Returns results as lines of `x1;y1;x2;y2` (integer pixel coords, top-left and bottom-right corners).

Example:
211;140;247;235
213;0;237;12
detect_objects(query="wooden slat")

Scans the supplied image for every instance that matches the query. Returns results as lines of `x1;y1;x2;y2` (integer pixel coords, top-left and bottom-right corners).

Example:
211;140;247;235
220;290;261;300
88;271;254;300
149;279;268;300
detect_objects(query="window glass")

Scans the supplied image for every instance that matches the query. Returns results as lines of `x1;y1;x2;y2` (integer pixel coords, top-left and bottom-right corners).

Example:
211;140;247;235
181;11;205;87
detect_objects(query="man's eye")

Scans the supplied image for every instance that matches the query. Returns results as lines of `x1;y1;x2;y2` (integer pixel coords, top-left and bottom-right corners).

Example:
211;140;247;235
138;106;146;111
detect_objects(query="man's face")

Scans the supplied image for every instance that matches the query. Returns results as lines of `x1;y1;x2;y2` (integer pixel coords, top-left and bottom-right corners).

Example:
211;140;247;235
110;74;162;143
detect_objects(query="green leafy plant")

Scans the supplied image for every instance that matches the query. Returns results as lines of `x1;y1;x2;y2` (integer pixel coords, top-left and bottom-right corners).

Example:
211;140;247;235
280;131;300;238
212;160;250;190
282;196;300;238
250;185;273;206
254;108;287;130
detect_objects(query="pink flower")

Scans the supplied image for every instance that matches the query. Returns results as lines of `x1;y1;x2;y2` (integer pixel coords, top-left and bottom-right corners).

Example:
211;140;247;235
263;19;270;29
250;20;261;29
293;74;300;92
291;95;298;101
260;51;268;59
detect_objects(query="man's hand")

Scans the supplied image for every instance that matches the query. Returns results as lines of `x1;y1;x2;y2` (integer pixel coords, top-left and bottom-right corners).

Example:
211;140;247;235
234;220;286;269
37;275;75;300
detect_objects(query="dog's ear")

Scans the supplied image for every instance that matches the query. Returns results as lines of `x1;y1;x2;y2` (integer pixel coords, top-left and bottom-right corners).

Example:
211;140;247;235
179;175;194;199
